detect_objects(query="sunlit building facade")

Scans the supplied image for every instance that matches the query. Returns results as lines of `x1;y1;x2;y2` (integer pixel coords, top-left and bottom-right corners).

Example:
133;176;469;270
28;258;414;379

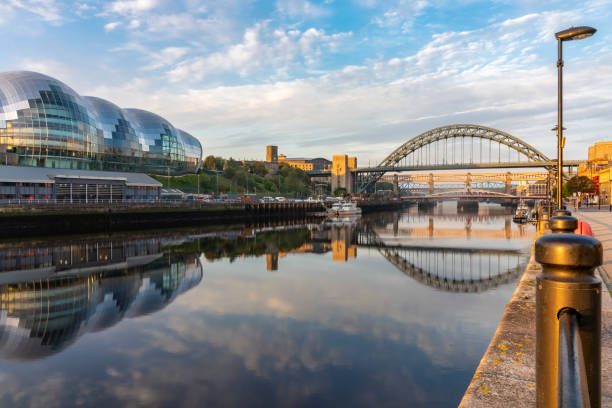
0;71;202;175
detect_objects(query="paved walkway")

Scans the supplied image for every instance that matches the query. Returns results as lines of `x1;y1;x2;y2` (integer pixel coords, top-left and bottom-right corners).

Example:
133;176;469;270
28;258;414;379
460;210;612;407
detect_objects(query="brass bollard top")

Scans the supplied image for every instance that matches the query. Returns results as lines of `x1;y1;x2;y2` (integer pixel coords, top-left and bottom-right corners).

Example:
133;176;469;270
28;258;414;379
549;215;578;233
552;209;572;217
535;233;602;268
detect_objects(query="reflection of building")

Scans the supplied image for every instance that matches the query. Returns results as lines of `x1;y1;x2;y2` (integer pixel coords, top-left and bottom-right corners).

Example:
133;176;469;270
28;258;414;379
0;71;202;175
0;239;202;361
266;253;278;271
331;225;357;262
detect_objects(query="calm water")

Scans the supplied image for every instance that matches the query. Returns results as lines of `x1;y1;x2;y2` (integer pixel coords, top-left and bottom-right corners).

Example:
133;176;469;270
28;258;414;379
0;202;535;407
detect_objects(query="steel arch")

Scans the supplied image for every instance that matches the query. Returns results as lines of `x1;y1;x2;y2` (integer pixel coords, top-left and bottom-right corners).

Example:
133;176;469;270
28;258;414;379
360;124;550;192
381;124;549;166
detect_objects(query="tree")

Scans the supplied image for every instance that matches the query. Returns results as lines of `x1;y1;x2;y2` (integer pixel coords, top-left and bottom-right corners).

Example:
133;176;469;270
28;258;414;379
565;176;596;195
203;155;216;170
224;166;236;179
214;157;224;170
253;161;268;177
333;187;347;197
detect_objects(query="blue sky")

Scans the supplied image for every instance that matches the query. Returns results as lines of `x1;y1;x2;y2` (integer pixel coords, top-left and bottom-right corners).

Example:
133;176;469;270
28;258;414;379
1;0;611;163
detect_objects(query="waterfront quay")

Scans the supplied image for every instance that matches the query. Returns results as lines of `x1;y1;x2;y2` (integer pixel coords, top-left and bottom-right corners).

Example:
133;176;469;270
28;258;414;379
0;198;412;238
0;200;326;238
460;209;612;407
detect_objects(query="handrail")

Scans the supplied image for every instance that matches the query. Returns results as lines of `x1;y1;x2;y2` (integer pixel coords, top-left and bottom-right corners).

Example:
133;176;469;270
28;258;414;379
535;213;602;408
558;308;591;408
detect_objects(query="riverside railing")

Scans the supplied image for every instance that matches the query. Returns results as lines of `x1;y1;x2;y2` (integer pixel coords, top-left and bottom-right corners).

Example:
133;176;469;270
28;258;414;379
535;214;603;408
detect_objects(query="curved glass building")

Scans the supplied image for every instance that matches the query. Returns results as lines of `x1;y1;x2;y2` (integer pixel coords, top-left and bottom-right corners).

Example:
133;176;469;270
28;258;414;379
0;71;202;175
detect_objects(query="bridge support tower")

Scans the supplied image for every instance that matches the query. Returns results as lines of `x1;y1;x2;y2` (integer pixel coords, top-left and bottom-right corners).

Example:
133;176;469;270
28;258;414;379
428;173;434;195
505;172;512;195
393;174;399;198
331;155;356;194
458;200;478;213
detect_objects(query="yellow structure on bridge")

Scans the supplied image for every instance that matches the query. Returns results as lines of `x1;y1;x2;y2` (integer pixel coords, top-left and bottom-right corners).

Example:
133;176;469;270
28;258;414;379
378;171;550;195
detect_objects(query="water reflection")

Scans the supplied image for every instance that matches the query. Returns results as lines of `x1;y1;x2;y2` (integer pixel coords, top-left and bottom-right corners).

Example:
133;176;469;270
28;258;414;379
0;210;535;407
0;238;202;361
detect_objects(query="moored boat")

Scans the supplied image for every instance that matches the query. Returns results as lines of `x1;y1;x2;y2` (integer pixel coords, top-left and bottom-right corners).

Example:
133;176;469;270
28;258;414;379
512;202;529;223
327;201;362;217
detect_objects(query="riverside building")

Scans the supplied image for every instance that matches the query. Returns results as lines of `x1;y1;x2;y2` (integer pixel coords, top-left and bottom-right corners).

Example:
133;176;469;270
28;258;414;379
0;71;203;201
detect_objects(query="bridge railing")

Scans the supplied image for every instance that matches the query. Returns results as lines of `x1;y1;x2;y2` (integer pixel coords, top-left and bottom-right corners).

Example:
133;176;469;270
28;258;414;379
534;215;602;407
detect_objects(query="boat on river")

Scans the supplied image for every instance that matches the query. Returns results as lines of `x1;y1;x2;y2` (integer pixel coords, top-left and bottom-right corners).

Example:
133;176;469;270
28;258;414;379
327;201;362;217
512;202;529;224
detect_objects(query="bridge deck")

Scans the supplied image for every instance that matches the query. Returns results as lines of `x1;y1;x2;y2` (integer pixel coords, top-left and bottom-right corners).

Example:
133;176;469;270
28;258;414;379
308;160;582;177
459;209;612;407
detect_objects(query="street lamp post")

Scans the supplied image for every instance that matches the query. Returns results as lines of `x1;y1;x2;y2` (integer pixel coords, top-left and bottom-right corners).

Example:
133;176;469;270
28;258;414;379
554;25;596;209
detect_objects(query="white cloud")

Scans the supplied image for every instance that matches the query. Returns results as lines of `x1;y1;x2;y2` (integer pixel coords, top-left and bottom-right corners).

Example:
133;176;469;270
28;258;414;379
81;3;612;164
166;23;352;82
372;0;429;32
104;21;121;32
106;0;160;16
276;0;330;18
20;58;74;83
6;0;64;23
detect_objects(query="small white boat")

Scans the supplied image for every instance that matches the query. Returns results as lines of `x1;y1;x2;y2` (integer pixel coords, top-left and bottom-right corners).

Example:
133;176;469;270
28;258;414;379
328;201;362;217
512;202;529;224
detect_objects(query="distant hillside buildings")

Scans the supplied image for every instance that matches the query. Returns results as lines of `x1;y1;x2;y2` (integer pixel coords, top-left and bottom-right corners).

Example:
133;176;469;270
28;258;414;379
265;145;332;171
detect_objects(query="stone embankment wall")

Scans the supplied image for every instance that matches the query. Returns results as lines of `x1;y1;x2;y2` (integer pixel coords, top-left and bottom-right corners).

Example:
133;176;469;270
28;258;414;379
0;202;325;238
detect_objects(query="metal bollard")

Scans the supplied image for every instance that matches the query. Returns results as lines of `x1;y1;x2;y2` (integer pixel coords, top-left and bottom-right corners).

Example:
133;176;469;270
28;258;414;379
552;209;572;217
537;205;550;234
535;231;602;407
549;215;578;234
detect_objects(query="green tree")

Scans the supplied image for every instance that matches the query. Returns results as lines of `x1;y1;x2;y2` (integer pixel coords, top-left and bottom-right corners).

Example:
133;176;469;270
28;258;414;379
565;176;596;195
253;161;268;176
203;155;216;170
214;157;224;170
224;166;236;179
333;187;347;197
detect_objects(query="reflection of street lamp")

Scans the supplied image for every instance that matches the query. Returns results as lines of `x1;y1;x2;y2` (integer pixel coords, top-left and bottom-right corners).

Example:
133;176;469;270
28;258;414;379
554;25;596;209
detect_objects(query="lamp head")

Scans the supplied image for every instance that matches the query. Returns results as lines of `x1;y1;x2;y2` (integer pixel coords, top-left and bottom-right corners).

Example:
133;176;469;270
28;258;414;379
555;26;597;41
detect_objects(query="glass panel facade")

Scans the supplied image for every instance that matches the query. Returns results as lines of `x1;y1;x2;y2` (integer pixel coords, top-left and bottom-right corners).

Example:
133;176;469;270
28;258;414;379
0;71;203;175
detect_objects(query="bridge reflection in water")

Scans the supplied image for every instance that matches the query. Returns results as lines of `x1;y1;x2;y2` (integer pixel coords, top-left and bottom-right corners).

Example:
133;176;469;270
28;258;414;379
280;210;532;293
0;237;202;361
0;211;531;361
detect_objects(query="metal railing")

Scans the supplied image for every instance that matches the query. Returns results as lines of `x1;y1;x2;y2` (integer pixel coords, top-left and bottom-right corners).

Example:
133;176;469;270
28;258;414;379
558;308;591;407
535;213;602;408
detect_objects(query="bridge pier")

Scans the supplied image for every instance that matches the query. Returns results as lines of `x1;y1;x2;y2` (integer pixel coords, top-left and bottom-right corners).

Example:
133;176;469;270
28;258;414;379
428;173;434;195
393;174;399;198
466;172;471;192
418;199;436;211
505;172;512;195
457;200;478;213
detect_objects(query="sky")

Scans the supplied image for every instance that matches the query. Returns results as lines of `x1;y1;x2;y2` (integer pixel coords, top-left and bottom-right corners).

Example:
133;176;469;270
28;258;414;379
1;0;611;163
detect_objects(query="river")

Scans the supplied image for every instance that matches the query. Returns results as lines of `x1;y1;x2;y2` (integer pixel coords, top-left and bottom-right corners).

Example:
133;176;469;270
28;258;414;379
0;202;535;407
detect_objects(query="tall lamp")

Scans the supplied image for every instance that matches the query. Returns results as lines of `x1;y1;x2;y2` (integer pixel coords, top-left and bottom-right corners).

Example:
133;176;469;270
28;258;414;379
554;25;596;209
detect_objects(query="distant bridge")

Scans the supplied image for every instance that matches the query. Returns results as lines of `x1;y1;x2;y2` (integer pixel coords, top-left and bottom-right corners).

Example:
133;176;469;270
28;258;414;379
307;124;581;194
404;190;547;201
